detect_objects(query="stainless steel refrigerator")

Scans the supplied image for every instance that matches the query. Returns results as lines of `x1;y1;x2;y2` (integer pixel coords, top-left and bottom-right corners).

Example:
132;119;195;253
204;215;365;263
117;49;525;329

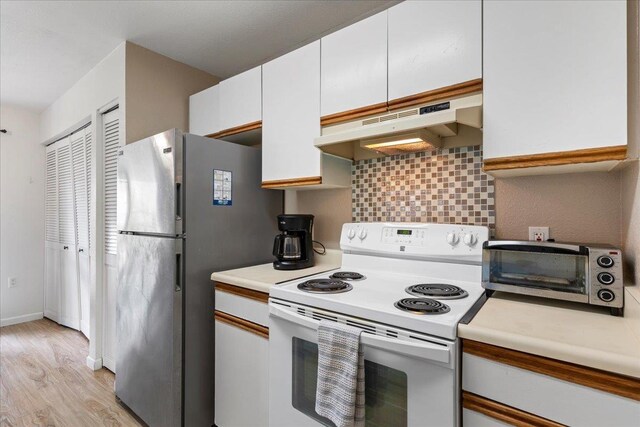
115;129;282;426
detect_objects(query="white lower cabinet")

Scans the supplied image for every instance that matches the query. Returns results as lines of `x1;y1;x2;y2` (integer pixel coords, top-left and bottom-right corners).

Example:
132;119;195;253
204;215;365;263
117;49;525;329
215;319;269;427
462;345;640;426
214;285;269;427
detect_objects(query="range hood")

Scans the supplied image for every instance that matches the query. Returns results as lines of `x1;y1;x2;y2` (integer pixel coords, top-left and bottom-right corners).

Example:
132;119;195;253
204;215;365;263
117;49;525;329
315;94;482;160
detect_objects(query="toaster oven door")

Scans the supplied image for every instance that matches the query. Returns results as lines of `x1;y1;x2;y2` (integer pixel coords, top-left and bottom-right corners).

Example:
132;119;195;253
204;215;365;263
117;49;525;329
482;243;589;302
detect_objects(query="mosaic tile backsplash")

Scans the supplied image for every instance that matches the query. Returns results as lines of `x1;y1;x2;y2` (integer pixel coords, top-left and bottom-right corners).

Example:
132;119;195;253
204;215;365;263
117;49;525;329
352;145;495;232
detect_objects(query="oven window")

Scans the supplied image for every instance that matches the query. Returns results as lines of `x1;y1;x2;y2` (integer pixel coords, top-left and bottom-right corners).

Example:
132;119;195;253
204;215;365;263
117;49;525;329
487;250;588;294
292;337;408;427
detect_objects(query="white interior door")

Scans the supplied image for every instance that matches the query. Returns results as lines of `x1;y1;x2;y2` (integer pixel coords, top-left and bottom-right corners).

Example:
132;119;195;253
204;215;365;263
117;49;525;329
44;146;60;321
57;138;81;330
102;108;120;372
71;128;92;338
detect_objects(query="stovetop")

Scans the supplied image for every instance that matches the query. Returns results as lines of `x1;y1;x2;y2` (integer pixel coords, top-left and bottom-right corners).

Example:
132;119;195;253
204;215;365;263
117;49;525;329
270;266;486;340
269;222;490;340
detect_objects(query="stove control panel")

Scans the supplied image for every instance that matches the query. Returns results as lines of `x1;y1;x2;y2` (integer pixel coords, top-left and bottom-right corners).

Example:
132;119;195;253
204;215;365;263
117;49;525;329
341;222;490;263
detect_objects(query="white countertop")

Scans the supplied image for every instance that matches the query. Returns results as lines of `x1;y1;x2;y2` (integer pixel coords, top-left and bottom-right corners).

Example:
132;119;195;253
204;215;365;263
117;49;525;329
459;284;640;378
210;249;342;294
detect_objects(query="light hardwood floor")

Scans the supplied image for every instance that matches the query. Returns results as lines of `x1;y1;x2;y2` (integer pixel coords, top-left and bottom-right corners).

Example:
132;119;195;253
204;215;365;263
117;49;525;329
0;319;143;426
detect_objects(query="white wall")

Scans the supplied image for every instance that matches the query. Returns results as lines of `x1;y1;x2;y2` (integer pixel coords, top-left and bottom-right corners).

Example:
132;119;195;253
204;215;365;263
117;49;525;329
0;105;45;326
40;42;126;144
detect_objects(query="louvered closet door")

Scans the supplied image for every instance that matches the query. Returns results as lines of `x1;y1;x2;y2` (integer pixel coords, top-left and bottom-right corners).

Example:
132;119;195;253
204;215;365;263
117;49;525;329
71;128;92;338
57;137;81;330
45;143;61;322
102;108;120;372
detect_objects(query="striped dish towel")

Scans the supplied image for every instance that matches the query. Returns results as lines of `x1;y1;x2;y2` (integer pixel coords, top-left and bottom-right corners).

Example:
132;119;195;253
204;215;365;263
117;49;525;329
315;320;365;427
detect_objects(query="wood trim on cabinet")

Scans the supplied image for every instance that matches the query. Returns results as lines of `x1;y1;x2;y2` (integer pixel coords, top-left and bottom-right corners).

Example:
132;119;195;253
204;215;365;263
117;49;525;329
320;102;389;126
214;310;269;339
483;145;627;171
214;281;269;304
261;176;323;189
463;339;640;401
208;120;262;139
387;78;483;111
463;391;565;427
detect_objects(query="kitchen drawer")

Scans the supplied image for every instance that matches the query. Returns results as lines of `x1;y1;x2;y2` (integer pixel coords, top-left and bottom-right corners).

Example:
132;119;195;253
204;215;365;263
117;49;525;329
462;408;512;427
462;352;640;426
214;282;269;327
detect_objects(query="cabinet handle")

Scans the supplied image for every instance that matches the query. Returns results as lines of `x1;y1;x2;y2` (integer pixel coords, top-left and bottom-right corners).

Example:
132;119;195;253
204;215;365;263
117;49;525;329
63;246;69;250
79;248;84;253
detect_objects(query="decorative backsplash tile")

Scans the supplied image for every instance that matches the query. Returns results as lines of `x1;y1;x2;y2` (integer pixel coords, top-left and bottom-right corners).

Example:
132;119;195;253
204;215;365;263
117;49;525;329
352;145;495;232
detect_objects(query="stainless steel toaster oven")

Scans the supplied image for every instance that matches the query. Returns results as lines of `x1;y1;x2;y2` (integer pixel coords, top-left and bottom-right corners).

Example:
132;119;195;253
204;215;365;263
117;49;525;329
482;241;624;316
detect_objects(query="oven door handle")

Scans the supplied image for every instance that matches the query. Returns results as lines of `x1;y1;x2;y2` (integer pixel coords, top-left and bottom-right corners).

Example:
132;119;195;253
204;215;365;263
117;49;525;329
269;305;451;364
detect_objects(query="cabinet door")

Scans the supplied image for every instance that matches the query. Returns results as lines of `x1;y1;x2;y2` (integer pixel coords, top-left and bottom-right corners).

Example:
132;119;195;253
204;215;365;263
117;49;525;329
388;0;481;102
189;85;220;136
70;128;92;338
44;241;60;322
219;66;261;131
321;11;387;118
56;138;81;330
215;319;269;427
483;0;627;160
262;41;322;183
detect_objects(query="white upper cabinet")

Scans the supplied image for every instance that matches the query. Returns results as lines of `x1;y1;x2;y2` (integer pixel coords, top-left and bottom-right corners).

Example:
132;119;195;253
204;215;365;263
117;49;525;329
387;0;482;102
321;11;387;117
263;41;350;188
483;0;627;165
219;66;262;131
189;85;220;136
263;41;322;182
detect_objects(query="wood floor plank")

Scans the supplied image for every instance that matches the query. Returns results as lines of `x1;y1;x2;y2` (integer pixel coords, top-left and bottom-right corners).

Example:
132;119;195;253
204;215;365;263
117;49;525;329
0;319;142;427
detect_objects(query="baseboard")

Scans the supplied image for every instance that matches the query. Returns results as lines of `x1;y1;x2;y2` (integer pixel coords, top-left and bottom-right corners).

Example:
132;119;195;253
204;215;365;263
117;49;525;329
0;312;44;327
86;355;103;371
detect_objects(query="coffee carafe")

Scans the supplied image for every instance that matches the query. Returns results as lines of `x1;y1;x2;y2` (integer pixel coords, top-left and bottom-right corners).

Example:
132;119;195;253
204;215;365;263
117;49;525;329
273;214;314;270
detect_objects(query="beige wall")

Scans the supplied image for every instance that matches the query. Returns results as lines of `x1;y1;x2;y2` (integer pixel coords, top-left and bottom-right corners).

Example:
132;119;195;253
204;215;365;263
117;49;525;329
285;189;352;249
494;173;622;245
125;42;219;144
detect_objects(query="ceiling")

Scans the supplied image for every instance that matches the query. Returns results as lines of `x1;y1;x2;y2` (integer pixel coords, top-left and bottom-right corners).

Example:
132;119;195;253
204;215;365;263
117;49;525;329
1;0;397;111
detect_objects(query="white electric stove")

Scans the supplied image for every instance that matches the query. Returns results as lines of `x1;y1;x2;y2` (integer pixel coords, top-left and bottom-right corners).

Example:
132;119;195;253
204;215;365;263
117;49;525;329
268;222;489;427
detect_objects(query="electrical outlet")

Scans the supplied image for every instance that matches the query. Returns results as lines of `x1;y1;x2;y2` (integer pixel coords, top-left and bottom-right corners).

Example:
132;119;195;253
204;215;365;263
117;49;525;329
529;227;550;242
8;277;17;288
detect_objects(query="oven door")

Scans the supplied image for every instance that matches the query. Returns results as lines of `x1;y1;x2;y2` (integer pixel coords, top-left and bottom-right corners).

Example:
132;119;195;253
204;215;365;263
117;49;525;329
268;300;459;427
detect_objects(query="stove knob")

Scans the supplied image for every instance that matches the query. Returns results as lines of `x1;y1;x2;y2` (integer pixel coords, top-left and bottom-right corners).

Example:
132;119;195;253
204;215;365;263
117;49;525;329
463;233;477;247
446;232;459;246
358;229;368;241
347;228;356;240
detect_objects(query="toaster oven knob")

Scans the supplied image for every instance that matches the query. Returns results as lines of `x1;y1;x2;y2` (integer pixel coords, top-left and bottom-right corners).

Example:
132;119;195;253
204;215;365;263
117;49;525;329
597;272;615;285
597;255;614;268
463;233;477;247
446;232;459;246
598;289;615;302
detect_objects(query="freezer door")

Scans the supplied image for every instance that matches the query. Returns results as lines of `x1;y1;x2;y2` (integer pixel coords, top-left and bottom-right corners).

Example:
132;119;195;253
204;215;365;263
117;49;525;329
117;129;183;235
116;233;183;427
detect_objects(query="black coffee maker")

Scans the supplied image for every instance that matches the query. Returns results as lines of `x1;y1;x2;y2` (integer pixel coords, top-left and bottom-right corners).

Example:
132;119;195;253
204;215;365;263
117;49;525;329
273;214;314;270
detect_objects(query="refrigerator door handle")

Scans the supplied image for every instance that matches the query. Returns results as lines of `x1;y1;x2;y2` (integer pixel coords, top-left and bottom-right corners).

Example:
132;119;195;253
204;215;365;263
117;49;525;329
175;182;182;222
175;253;182;292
